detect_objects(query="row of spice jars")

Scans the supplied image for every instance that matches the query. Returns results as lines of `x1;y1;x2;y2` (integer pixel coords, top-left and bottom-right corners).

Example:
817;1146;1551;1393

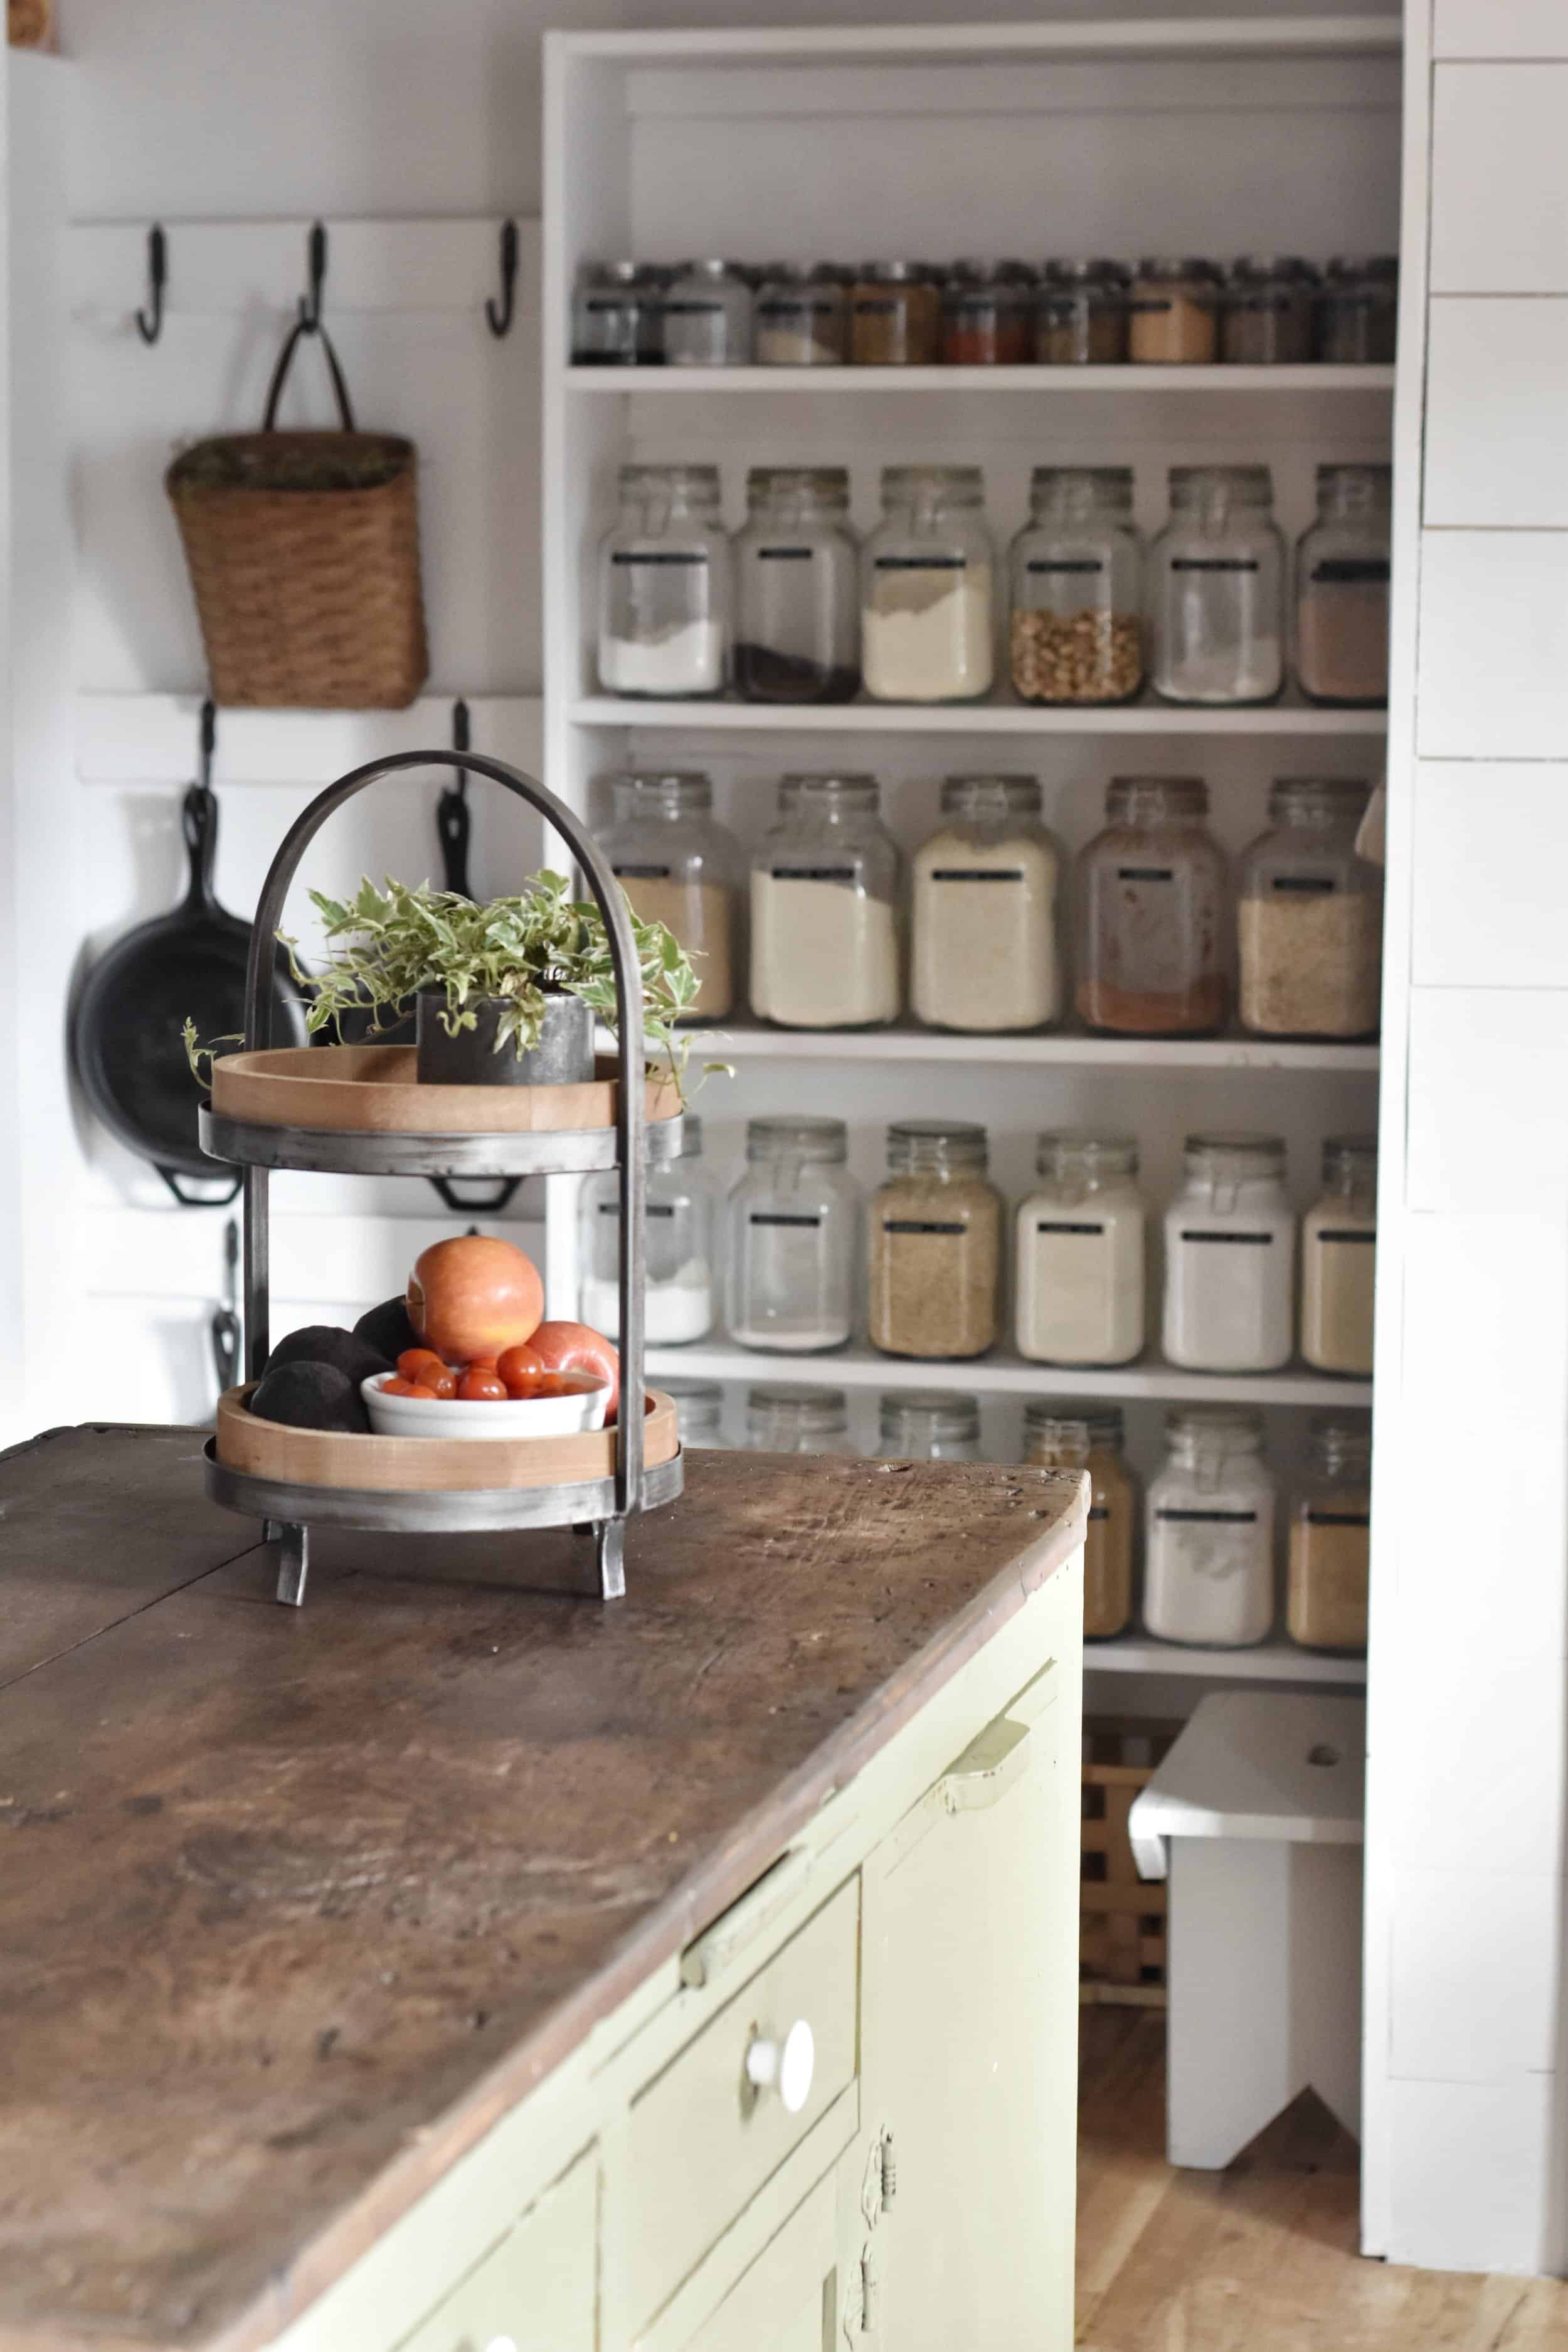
572;255;1397;368
597;460;1391;710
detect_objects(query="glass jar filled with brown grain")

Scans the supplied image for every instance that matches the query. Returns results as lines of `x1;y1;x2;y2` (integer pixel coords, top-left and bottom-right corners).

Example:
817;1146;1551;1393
867;1120;1002;1359
1288;1410;1371;1653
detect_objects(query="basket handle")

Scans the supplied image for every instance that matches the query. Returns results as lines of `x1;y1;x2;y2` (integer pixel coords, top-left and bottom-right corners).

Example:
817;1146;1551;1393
261;315;357;435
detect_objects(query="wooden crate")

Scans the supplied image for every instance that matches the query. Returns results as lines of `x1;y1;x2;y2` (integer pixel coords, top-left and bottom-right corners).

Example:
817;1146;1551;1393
1081;1718;1182;2007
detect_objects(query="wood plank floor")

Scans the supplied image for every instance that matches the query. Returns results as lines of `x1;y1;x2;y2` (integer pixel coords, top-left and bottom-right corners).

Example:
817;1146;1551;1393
1076;2006;1568;2349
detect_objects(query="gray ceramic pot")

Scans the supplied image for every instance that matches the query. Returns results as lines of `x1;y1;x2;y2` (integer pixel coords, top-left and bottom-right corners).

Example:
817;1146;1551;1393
415;988;595;1086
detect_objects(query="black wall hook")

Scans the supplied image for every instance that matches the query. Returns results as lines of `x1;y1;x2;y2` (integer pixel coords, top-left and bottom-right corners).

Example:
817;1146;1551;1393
486;220;519;337
297;221;328;331
199;696;216;790
452;696;471;799
136;225;167;345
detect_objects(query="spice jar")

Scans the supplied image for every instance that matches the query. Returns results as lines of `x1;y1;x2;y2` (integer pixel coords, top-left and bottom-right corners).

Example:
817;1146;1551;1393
1015;1131;1145;1367
1316;255;1398;364
1301;1135;1377;1377
1162;1133;1295;1374
1025;1402;1136;1641
754;263;849;366
1237;778;1382;1039
1128;258;1222;364
1075;776;1229;1036
659;258;755;366
726;1115;858;1353
1009;466;1143;705
1145;1407;1276;1649
599;771;740;1021
579;1115;716;1347
1221;256;1319;365
750;774;901;1029
571;260;662;366
911;775;1061;1033
744;1382;856;1456
867;1120;1002;1360
1288;1411;1371;1653
734;465;859;704
596;464;731;698
861;465;994;704
940;259;1034;365
849;262;941;365
1035;260;1130;366
663;1377;728;1450
1295;464;1392;707
878;1390;982;1463
1148;465;1286;706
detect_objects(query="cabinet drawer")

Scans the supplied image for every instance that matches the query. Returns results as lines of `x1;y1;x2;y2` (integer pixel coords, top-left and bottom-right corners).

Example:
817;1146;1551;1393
678;2173;837;2352
625;1875;859;2329
396;2146;596;2352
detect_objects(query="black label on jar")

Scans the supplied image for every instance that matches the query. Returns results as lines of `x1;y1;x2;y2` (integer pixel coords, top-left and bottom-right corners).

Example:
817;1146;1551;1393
881;1219;968;1236
874;555;968;572
1025;558;1104;575
854;297;907;315
1179;1230;1273;1245
599;1200;677;1217
750;1211;823;1228
757;546;815;561
613;862;672;880
773;865;858;882
584;297;638;314
1272;874;1337;894
1156;1507;1259;1523
930;867;1026;884
1305;1508;1371;1527
1310;558;1391;585
1318;1228;1377;1245
1116;866;1175;882
1036;1219;1106;1236
757;299;834;320
1170;557;1261;573
660;299;726;317
610;550;708;566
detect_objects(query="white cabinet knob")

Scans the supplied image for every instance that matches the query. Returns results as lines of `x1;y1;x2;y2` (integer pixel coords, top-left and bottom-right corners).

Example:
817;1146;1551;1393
746;2020;815;2114
482;2339;518;2352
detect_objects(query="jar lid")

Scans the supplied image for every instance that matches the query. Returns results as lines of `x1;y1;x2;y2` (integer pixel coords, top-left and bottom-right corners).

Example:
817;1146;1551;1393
886;1118;988;1175
679;257;749;280
757;261;811;285
585;259;653;285
881;462;985;499
1308;1406;1372;1465
1229;254;1320;282
1042;257;1130;283
1184;1131;1286;1178
1316;460;1393;495
618;460;721;496
1266;775;1372;824
1030;464;1133;494
745;464;850;499
879;1389;982;1443
777;771;881;815
747;1382;849;1431
1036;1129;1140;1180
1136;255;1223;283
1107;775;1209;820
745;1113;848;1163
612;768;714;813
857;260;936;283
1325;254;1399;280
663;1375;724;1414
1023;1398;1125;1449
1323;1132;1377;1184
1166;1404;1265;1452
808;262;855;283
1169;462;1274;500
940;773;1041;818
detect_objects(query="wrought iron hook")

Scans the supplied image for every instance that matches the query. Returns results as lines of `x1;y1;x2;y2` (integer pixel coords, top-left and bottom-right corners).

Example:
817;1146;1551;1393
199;697;216;790
297;221;328;331
135;225;167;345
486;220;519;337
452;696;471;802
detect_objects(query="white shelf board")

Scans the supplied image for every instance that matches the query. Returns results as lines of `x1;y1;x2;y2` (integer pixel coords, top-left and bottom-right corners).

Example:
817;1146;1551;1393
569;364;1394;396
697;1021;1379;1074
646;1343;1372;1409
569;696;1389;738
553;18;1402;65
1085;1635;1366;1685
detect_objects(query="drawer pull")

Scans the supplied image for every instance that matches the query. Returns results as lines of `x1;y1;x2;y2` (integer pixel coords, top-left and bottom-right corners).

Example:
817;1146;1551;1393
745;2019;815;2114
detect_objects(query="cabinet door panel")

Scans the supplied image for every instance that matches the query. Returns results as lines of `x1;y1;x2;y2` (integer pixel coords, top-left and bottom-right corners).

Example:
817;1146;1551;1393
680;2175;835;2352
397;2145;596;2352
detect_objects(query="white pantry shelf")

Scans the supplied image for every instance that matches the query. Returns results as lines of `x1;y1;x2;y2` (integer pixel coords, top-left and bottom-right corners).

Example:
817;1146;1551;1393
555;18;1401;65
569;696;1389;738
568;364;1394;396
1084;1635;1366;1685
692;1021;1379;1075
647;1343;1372;1410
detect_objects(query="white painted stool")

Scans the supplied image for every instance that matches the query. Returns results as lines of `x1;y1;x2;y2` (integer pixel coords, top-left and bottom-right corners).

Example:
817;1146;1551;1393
1126;1690;1365;2170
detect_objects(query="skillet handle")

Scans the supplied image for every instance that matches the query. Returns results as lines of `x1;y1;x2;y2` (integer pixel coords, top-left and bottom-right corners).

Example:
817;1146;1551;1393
437;789;472;898
159;1163;244;1209
181;784;220;915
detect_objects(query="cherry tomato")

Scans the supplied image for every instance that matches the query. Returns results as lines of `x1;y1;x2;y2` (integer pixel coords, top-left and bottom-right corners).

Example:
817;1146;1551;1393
457;1367;508;1402
422;1365;459;1399
497;1342;545;1396
382;1376;438;1399
398;1347;449;1383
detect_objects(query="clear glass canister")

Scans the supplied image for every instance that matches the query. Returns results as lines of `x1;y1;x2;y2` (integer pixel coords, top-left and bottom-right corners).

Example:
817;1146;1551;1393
1015;1131;1145;1367
745;1382;856;1456
849;261;941;365
750;773;901;1028
600;771;740;1022
659;258;754;366
597;464;731;698
867;1120;1002;1360
571;260;662;366
1237;777;1383;1040
940;259;1034;365
734;465;860;704
1148;464;1286;706
1295;464;1392;707
753;263;849;366
1162;1132;1295;1374
1128;257;1222;364
1075;776;1229;1036
662;1376;728;1449
1145;1407;1276;1648
1036;259;1130;366
861;465;994;703
1288;1410;1371;1652
1301;1135;1377;1377
1315;255;1398;364
878;1389;982;1463
1221;255;1320;364
1025;1402;1136;1640
578;1112;716;1347
911;775;1061;1033
726;1115;858;1353
1009;466;1143;705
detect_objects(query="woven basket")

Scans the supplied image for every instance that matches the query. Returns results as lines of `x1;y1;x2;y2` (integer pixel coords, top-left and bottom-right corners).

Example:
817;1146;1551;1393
167;319;428;709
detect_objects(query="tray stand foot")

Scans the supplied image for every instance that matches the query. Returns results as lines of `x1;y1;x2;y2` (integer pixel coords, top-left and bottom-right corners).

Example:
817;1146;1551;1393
596;1519;625;1602
273;1522;309;1608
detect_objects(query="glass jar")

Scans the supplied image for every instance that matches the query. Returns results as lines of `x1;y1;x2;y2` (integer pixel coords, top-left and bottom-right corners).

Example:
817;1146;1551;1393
745;1382;856;1456
861;465;994;704
596;464;731;698
1162;1132;1295;1374
1075;776;1229;1036
1237;778;1382;1040
571;260;662;366
1035;259;1130;366
1024;1402;1136;1641
1015;1131;1145;1367
940;259;1034;365
726;1115;858;1353
1301;1135;1377;1377
1295;464;1392;707
867;1120;1002;1360
659;258;754;366
1288;1411;1371;1653
911;775;1061;1033
578;1113;716;1347
1128;257;1222;364
663;1376;728;1450
1145;1407;1276;1648
1316;255;1399;364
849;262;941;365
600;771;741;1021
754;263;849;366
1148;465;1286;706
1009;466;1143;705
734;466;859;705
1221;255;1319;365
878;1389;982;1463
750;774;901;1029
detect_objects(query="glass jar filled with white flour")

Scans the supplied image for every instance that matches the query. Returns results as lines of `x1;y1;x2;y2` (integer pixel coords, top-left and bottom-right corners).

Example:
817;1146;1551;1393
744;1383;856;1456
750;773;902;1027
911;775;1061;1032
1015;1131;1146;1367
1162;1132;1295;1372
877;1390;983;1463
726;1115;859;1353
1145;1406;1276;1648
1148;464;1286;706
597;463;731;697
578;1113;716;1347
599;771;741;1022
1301;1134;1377;1376
861;465;994;703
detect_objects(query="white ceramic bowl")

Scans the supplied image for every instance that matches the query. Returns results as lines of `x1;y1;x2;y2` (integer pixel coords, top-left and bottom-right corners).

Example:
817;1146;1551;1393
362;1370;612;1439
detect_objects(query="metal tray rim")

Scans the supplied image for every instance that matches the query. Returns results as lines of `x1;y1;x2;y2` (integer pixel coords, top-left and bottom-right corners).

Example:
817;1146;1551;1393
199;1105;685;1179
202;1438;684;1532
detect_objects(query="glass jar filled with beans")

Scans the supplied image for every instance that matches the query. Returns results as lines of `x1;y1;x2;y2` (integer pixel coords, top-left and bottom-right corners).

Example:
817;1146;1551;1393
1009;465;1144;704
1036;259;1130;365
850;262;941;365
867;1120;1002;1360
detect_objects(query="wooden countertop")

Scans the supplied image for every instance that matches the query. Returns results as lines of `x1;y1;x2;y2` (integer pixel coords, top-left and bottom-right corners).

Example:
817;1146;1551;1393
0;1425;1084;2352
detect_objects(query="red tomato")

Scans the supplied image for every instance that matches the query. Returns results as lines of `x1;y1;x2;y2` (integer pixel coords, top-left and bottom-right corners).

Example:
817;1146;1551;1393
457;1367;508;1402
382;1376;437;1399
422;1365;459;1399
528;1321;620;1417
496;1341;544;1392
398;1348;448;1383
406;1235;544;1365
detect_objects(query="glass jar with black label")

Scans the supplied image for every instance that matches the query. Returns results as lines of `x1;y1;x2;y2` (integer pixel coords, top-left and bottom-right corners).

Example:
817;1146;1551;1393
1024;1402;1136;1638
579;1113;716;1348
659;258;754;366
750;773;902;1028
1148;464;1286;705
571;260;664;366
596;464;732;697
734;466;859;704
1237;777;1382;1039
754;262;849;365
861;464;994;702
1221;255;1319;364
849;261;941;364
598;770;741;1020
911;775;1061;1032
1315;255;1398;364
726;1116;859;1353
1009;465;1143;704
1288;1410;1371;1651
1145;1407;1276;1648
1301;1135;1377;1375
867;1120;1002;1360
940;258;1034;365
1295;462;1391;707
1035;259;1130;365
1074;776;1229;1036
1162;1133;1295;1374
1127;258;1222;363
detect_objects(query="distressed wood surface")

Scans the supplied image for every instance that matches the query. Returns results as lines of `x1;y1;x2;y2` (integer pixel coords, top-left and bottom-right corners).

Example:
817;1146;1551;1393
0;1428;1083;2352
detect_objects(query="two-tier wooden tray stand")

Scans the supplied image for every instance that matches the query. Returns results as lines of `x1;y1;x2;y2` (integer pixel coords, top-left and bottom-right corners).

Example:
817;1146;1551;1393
198;749;683;1608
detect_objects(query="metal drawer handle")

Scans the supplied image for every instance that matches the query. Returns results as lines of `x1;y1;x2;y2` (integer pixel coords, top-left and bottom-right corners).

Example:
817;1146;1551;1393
746;2019;815;2114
